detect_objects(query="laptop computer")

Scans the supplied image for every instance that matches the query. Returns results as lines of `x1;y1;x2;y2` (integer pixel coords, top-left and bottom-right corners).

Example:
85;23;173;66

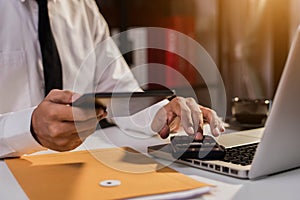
148;26;300;180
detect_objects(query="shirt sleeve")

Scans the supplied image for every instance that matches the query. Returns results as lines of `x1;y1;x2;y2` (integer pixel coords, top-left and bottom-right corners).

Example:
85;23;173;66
0;108;46;158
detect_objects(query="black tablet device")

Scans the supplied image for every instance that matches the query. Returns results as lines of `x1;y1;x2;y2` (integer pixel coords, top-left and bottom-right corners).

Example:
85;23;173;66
71;90;176;117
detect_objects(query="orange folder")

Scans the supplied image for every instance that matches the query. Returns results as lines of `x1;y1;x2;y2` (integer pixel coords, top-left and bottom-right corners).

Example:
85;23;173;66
5;147;210;200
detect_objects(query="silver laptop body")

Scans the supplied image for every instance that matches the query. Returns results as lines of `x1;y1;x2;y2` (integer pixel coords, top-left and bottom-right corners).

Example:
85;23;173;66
149;26;300;179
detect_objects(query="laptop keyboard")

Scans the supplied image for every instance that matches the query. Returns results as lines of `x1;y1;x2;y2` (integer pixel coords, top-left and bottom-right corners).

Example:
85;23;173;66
223;143;259;166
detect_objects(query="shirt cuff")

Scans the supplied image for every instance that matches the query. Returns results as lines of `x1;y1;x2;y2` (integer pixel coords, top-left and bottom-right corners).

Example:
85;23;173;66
2;108;46;157
112;99;169;136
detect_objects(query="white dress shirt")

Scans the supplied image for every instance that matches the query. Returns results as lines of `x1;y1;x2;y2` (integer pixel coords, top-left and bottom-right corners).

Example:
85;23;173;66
0;0;167;158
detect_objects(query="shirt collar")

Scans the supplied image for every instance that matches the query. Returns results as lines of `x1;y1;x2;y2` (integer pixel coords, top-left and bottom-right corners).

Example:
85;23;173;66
19;0;58;2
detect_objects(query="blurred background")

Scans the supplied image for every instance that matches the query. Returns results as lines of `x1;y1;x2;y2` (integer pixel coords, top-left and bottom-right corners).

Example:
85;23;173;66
95;0;300;116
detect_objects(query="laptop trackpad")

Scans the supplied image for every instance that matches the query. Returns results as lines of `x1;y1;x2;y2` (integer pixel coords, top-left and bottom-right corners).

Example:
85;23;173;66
218;128;263;148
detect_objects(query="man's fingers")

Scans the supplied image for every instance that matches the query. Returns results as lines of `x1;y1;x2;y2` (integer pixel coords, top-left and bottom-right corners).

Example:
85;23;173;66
43;102;104;122
44;91;106;122
180;107;194;135
41;117;97;139
170;97;195;135
169;117;181;133
186;98;204;136
45;89;74;104
153;96;225;139
151;107;168;133
158;124;170;139
200;106;225;136
152;104;178;138
74;117;99;134
51;90;107;122
153;97;206;138
72;107;106;122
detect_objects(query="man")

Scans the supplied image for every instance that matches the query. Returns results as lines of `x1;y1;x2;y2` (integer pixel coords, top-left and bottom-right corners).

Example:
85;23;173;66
0;0;224;158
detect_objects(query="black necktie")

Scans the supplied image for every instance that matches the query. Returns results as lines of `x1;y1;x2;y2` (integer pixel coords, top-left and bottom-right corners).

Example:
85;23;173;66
36;0;63;96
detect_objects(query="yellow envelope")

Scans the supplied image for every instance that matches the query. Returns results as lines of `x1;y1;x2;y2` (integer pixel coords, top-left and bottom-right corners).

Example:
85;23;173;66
5;147;210;200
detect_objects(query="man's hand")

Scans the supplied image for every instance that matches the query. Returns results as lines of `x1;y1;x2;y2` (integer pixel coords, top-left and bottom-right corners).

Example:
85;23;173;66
31;90;106;151
151;97;225;140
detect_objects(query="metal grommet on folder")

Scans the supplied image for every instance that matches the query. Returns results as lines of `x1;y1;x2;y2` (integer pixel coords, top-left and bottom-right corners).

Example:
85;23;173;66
99;180;121;187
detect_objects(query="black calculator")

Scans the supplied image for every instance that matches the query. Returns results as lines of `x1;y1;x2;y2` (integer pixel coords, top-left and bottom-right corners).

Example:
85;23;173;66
170;135;226;160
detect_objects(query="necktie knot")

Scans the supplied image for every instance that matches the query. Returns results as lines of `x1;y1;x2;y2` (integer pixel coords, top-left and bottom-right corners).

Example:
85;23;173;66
36;0;47;6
